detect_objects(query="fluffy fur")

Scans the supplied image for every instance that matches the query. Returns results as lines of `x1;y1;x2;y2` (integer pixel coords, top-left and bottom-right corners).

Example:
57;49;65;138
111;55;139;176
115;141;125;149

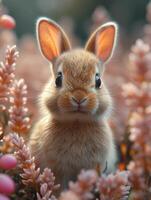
29;18;117;190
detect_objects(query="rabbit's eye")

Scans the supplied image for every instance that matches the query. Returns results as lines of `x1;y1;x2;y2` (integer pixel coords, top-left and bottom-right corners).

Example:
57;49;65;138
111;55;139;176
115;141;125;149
55;72;62;88
95;73;102;88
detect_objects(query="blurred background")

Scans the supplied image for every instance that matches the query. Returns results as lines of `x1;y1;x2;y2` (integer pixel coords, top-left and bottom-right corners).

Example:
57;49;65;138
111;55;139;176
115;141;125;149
3;0;150;44
0;1;151;199
0;0;151;141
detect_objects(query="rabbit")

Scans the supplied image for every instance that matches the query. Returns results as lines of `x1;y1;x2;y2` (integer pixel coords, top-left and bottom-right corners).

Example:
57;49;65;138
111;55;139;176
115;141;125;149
29;17;118;190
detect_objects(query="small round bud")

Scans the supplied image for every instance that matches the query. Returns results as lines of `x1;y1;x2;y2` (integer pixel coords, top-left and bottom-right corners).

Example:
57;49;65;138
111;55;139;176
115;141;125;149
0;15;16;29
0;174;15;195
0;194;10;200
0;155;17;170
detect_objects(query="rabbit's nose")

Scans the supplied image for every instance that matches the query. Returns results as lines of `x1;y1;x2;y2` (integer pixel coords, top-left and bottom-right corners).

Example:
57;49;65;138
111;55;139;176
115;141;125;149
71;96;87;105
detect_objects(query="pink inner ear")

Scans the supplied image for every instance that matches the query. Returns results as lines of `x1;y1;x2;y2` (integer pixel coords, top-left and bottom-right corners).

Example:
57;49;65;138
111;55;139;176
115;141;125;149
39;21;61;61
96;26;115;62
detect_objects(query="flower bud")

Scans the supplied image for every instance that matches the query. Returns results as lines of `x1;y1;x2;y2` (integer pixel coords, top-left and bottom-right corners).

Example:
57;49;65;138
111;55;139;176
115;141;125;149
0;15;16;29
0;174;15;195
0;154;17;170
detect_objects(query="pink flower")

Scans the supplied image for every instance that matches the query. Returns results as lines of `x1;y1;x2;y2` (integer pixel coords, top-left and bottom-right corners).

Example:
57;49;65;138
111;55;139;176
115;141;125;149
0;154;17;170
0;174;15;195
0;15;16;29
0;46;19;111
0;194;10;200
8;79;31;134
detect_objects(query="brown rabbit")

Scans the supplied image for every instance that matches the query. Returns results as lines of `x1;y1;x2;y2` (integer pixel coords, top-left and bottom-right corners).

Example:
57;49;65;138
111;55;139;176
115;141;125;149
29;17;118;190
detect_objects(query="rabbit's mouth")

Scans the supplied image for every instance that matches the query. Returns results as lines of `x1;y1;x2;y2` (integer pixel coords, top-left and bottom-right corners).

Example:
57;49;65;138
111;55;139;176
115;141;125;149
57;91;98;116
69;107;94;116
73;110;88;114
74;105;87;113
70;104;91;114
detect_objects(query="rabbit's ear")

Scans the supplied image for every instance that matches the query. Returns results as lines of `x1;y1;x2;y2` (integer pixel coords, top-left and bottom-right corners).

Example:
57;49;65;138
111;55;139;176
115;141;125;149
85;22;117;63
36;17;71;61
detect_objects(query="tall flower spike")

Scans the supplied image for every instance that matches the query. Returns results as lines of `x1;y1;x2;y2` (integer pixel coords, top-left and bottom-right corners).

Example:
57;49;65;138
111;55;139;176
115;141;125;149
122;39;151;199
9;133;40;186
0;46;19;111
129;39;151;83
9;133;57;199
8;79;31;134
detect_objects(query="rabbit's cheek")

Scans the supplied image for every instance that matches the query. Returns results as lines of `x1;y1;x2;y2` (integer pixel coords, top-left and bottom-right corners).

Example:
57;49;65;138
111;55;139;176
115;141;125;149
96;94;112;117
45;95;59;113
57;94;72;112
86;93;98;113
